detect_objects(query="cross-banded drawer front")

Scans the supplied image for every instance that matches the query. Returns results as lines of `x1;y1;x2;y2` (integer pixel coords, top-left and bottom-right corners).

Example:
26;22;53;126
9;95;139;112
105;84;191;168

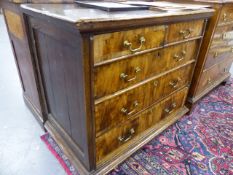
93;25;166;64
166;20;204;43
95;87;188;163
211;24;233;49
95;64;193;136
218;5;233;26
94;40;198;99
206;24;233;69
205;47;233;69
197;58;233;95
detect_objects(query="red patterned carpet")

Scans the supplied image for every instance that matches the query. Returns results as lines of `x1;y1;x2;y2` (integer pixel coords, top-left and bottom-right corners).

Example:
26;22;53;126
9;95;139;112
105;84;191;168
41;78;233;175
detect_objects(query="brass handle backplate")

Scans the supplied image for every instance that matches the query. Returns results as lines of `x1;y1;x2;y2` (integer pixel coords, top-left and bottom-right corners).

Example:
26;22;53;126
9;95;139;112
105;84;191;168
173;50;186;62
164;102;177;114
179;28;193;39
169;77;181;89
120;67;141;82
124;36;146;53
118;128;135;143
121;101;139;116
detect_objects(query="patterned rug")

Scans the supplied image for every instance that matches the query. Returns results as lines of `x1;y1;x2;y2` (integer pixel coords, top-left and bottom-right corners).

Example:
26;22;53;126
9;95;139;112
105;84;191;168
41;78;233;175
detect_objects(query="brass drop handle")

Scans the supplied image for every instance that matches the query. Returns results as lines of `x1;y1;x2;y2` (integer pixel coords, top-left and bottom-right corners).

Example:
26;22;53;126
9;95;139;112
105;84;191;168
173;50;186;62
179;28;193;39
214;52;218;58
164;102;177;114
223;13;227;22
121;101;139;116
207;78;212;84
124;36;146;53
120;67;141;82
153;80;159;87
169;77;181;89
118;128;135;143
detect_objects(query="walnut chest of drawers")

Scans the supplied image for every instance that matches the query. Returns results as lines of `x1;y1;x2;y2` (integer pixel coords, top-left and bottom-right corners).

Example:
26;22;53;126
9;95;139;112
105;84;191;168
21;4;213;174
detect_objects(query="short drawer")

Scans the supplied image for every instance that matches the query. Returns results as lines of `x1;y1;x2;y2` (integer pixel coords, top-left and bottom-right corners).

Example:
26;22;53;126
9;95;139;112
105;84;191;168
94;40;198;99
95;87;188;163
196;58;233;95
166;20;204;43
218;5;233;26
95;64;193;135
93;25;166;64
205;46;233;69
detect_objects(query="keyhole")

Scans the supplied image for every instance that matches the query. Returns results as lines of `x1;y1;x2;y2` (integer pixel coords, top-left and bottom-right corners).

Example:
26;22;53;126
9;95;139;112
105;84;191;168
155;51;161;58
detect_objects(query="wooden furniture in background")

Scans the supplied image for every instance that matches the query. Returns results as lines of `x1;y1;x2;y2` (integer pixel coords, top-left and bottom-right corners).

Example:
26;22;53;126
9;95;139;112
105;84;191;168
0;0;75;127
22;4;213;174
167;0;233;109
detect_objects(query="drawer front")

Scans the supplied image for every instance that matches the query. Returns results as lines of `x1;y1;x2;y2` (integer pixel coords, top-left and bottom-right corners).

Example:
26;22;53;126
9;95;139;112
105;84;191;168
218;5;233;26
196;58;233;95
94;40;198;99
166;20;204;43
96;87;188;163
205;46;233;69
162;64;193;96
93;25;166;64
95;64;193;135
211;25;233;49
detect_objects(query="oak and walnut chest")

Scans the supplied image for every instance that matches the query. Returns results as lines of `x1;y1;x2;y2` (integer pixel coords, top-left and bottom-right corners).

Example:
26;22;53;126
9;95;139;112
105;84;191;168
21;4;213;174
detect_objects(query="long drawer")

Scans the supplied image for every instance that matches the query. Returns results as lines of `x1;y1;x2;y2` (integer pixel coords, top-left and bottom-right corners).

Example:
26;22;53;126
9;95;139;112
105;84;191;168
94;40;198;99
93;25;166;64
204;46;233;69
196;58;233;95
95;87;188;163
95;64;193;135
211;24;233;49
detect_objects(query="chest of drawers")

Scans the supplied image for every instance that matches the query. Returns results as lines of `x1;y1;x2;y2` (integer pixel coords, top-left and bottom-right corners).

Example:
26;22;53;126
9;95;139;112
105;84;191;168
21;4;213;174
190;2;233;107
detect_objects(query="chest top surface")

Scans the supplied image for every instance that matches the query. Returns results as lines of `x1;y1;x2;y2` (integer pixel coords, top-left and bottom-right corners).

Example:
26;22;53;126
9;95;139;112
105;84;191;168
21;3;214;30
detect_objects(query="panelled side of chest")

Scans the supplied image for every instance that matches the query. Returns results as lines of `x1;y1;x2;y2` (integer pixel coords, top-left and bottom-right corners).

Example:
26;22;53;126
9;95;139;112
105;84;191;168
25;16;96;172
